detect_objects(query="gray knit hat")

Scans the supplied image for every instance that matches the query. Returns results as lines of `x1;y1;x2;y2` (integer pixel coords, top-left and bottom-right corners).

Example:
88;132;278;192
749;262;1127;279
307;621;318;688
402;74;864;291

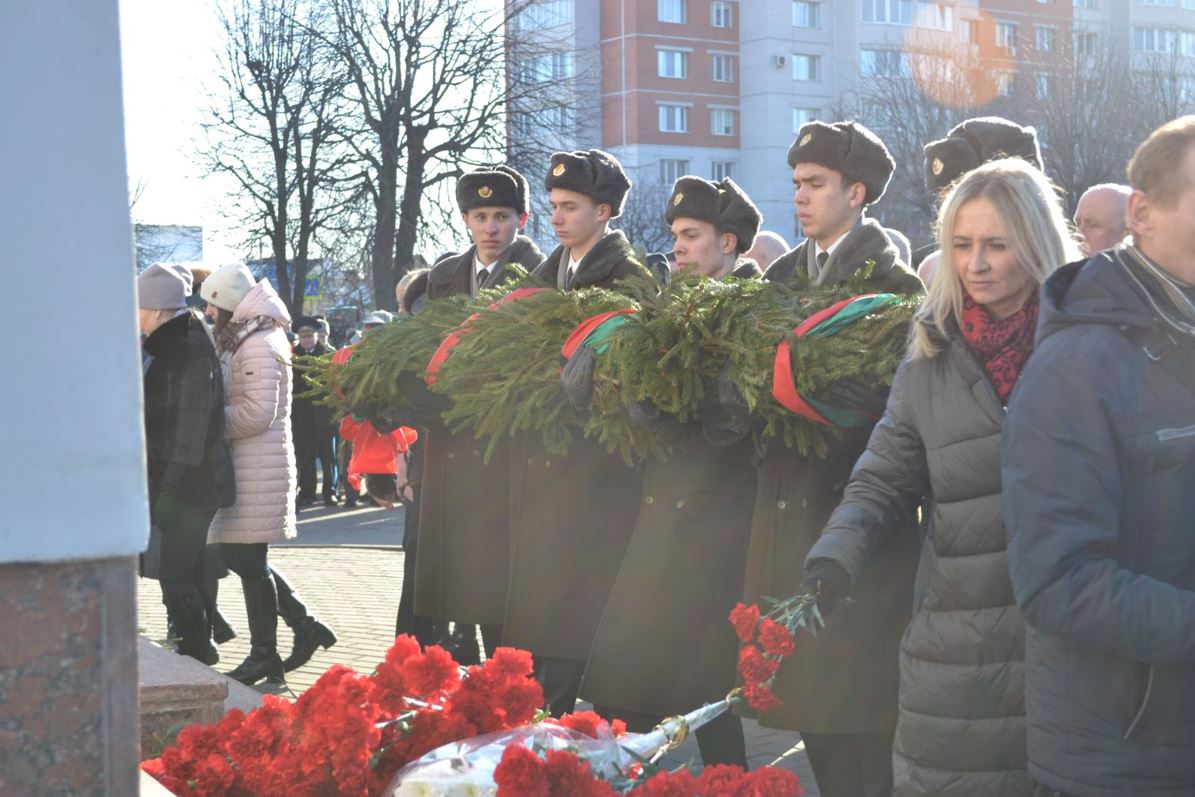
665;176;762;254
137;263;192;310
456;164;529;214
924;116;1042;193
787;121;895;205
544;149;632;217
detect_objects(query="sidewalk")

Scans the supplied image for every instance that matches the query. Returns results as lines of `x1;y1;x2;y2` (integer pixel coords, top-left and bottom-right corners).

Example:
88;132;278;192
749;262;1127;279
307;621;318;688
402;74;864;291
135;502;818;792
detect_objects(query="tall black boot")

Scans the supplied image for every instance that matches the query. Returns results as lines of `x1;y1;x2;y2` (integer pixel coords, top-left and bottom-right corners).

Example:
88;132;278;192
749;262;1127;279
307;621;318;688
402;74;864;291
204;574;237;644
163;590;215;665
227;576;285;685
273;568;337;672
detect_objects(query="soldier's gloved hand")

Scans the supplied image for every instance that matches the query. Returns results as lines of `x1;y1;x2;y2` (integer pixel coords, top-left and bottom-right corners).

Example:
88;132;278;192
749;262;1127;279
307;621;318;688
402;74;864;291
560;346;597;411
799;559;852;616
825;378;889;419
627;398;667;433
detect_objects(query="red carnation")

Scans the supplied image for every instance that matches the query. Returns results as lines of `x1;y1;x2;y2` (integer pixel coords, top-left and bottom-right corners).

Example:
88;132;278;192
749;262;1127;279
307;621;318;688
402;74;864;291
748;766;804;795
758;618;797;658
738;646;781;684
405;645;461;698
494;743;550;797
743;681;782;713
626;768;699;796
729;602;761;643
543;749;618;797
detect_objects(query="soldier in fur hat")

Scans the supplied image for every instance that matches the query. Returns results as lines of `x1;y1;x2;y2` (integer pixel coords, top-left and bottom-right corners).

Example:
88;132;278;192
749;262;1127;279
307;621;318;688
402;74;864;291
736;120;923;797
504;149;650;715
579;176;764;767
411;165;545;665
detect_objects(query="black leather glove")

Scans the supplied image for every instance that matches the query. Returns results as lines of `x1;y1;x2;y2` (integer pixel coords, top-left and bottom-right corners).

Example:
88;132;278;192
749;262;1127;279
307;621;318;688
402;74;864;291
825;378;889;420
799;559;852;616
560;346;597;411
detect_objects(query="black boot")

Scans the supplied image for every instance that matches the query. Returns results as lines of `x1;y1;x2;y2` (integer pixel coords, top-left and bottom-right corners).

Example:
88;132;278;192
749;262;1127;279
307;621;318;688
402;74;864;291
273;568;337;672
163;591;214;665
227;576;285;686
442;623;481;666
204;575;238;644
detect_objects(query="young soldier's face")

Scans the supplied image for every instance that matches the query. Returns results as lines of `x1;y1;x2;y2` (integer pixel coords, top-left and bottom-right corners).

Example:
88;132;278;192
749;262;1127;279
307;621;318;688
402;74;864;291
792;163;865;244
670;218;735;277
549;188;610;248
462;206;526;264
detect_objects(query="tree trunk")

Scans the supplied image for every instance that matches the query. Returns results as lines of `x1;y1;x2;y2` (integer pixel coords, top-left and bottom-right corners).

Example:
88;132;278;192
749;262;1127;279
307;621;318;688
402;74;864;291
390;131;428;312
272;142;293;316
370;128;400;313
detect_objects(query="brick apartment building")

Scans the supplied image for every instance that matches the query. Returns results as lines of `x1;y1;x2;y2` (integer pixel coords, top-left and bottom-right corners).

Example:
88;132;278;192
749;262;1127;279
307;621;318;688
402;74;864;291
507;0;1193;247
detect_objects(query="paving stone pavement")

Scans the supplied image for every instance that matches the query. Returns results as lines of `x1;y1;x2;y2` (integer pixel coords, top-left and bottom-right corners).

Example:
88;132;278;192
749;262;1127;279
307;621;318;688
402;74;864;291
136;501;819;794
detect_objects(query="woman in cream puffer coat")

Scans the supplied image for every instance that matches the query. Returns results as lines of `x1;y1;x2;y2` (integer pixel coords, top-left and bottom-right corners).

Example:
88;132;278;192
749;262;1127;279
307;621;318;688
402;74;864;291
202;264;334;685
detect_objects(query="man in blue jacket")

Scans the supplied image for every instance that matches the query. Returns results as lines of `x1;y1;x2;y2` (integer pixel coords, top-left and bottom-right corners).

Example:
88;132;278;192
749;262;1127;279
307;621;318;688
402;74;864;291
1003;116;1195;797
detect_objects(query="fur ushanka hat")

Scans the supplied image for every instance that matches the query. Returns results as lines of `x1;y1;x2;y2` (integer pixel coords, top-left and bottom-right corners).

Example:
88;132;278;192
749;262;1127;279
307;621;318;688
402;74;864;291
543;149;632;218
787;120;895;206
664;176;762;254
923;116;1042;193
456;164;529;215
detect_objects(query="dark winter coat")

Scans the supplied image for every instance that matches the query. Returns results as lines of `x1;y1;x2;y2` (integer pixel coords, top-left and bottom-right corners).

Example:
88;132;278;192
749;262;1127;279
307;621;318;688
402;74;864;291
808;315;1033;796
292;340;333;437
745;222;923;734
763;216;924;295
531;229;648;291
143;311;235;518
503;230;650;659
581;258;762;717
414;235;544;625
1004;253;1195;797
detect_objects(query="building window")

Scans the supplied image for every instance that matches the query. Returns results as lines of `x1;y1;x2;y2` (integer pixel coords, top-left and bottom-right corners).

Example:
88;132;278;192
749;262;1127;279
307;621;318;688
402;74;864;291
862;0;912;24
711;161;736;180
711;108;736;135
711;0;734;27
792;107;819;132
861;49;910;77
961;18;978;43
659;158;690;183
996;72;1013;97
1036;25;1056;52
658;48;689;78
995;21;1018;54
520;51;574;83
659;0;687;23
712;53;735;82
920;2;953;31
793;1;820;27
515;0;574;30
1073;30;1098;55
1074;0;1097;7
1035;73;1054;100
543;105;573;133
791;53;820;81
659;104;689;133
1134;26;1178;53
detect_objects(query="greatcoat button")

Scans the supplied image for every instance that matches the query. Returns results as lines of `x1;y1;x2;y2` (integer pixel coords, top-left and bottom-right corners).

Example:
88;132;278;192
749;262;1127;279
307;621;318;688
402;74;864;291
473;449;481;457
447;452;454;459
645;496;654;504
777;500;787;510
676;500;685;509
527;458;534;466
544;460;551;468
802;498;809;508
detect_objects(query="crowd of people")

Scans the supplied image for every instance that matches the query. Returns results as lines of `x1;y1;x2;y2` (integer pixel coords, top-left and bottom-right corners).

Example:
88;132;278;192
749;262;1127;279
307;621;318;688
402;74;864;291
136;112;1195;797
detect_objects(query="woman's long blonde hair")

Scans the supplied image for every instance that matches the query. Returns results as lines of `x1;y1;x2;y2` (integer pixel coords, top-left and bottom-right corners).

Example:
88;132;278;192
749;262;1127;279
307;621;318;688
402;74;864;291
910;158;1081;359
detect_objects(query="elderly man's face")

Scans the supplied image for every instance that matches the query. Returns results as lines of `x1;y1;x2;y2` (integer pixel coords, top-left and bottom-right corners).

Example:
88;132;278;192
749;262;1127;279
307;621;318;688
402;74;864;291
1074;188;1128;255
297;331;317;350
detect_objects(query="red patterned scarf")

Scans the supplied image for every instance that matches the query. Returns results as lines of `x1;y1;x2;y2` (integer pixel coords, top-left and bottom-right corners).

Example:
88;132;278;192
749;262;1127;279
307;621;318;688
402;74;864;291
959;290;1039;404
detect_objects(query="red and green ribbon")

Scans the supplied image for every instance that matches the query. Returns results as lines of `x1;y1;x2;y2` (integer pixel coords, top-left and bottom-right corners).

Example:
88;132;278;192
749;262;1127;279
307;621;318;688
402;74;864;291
425;287;551;386
560;309;637;361
772;293;899;428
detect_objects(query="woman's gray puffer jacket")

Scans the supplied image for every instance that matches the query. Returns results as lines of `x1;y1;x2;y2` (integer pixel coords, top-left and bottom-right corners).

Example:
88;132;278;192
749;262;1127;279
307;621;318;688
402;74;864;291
806;322;1032;797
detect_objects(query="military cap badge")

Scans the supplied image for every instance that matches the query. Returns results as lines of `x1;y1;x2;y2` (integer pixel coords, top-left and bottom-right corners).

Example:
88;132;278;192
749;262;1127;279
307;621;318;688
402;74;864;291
932;158;945;176
552;163;566;176
673;192;684;206
800;133;813;146
478;185;493;198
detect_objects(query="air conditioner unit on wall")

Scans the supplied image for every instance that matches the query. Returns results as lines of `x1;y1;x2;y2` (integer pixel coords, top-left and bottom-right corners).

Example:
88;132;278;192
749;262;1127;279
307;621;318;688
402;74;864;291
773;54;787;68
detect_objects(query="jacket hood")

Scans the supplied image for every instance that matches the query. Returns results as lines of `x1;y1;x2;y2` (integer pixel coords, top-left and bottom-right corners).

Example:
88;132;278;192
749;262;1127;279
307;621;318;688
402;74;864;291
1037;250;1156;345
231;279;292;327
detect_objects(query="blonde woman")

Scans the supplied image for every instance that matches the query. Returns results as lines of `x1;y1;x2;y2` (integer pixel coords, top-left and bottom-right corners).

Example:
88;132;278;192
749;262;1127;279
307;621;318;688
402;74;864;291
800;158;1081;797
